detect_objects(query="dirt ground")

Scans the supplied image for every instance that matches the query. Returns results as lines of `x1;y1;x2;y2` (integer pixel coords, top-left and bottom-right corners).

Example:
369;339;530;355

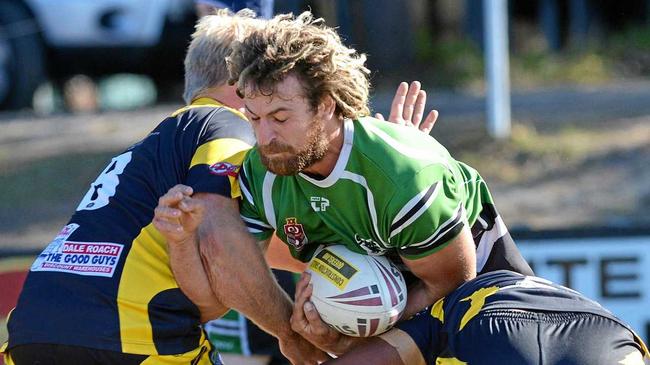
1;82;649;249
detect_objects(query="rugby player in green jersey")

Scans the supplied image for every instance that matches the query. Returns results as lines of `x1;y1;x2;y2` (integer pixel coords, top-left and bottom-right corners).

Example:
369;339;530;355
222;11;533;355
4;10;328;365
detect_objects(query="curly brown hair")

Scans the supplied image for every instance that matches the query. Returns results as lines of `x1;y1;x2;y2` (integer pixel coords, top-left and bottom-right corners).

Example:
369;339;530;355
227;11;370;119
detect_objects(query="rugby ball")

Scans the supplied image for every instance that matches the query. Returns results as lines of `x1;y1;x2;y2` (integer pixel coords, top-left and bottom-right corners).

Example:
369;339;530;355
306;245;407;337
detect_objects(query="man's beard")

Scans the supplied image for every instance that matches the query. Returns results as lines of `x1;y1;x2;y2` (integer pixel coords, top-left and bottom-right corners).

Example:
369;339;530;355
259;118;329;176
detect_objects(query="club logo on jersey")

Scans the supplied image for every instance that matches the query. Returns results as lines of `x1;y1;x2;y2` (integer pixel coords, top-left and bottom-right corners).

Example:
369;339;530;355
208;162;240;177
354;234;387;255
310;196;330;212
283;217;308;250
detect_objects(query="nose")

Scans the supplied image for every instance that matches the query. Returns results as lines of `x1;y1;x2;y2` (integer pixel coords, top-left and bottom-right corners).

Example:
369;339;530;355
255;119;277;146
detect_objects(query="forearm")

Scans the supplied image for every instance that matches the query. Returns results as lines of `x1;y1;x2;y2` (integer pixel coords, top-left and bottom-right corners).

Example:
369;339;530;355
197;199;296;339
200;232;295;337
167;234;228;323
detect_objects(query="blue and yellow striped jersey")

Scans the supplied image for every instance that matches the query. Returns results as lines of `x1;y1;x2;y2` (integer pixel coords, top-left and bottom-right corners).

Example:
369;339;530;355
396;270;647;363
6;98;254;355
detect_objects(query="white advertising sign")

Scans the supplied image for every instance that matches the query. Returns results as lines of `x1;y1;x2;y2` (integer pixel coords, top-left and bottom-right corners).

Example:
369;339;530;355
519;235;650;343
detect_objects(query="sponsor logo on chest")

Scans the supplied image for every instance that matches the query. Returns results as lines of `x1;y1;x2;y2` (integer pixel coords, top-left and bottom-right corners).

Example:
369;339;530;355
310;196;330;212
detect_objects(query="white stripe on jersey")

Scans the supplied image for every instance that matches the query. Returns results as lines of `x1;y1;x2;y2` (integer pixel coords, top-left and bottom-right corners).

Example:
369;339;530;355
241;215;272;229
389;182;441;239
409;204;464;249
363;121;452;168
300;118;354;188
262;172;277;230
340;171;389;249
475;214;508;272
240;163;255;206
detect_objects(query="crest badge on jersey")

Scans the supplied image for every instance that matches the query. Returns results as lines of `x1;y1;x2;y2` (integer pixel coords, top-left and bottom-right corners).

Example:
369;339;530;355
209;162;240;177
284;217;308;250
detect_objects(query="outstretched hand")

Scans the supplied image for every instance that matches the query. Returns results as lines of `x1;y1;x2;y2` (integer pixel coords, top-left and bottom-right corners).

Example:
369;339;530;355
153;184;204;244
376;81;439;135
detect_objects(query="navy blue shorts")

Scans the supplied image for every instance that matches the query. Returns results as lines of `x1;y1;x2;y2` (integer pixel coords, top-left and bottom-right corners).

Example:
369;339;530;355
447;310;645;364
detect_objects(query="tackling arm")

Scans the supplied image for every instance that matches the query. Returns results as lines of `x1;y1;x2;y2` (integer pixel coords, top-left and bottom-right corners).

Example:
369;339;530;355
155;185;328;364
323;328;425;365
400;226;476;319
153;186;228;323
196;191;328;363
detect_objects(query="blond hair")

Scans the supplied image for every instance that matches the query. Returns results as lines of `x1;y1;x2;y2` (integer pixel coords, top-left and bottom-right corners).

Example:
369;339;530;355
227;11;371;118
183;9;263;104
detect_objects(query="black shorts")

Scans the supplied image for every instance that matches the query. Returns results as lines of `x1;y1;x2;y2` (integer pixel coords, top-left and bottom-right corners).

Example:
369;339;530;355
449;310;646;364
5;343;220;365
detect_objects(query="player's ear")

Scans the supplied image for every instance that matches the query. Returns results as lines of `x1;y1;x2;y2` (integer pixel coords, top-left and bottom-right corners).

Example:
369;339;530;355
317;94;336;120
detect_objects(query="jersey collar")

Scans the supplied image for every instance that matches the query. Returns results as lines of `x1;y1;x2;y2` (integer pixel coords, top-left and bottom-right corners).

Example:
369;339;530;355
191;97;248;121
170;97;248;121
299;118;354;188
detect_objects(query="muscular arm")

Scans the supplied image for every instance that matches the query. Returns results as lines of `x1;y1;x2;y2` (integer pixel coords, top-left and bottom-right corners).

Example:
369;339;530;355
400;226;476;319
196;192;329;363
323;328;425;365
167;231;229;323
196;193;294;335
154;188;228;323
156;185;327;363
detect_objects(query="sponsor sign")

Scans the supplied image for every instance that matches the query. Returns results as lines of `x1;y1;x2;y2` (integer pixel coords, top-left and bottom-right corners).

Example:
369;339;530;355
518;234;650;343
31;240;124;278
309;249;358;289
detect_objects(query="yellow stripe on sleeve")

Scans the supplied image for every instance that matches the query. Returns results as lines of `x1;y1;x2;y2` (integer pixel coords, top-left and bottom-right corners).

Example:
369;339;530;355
190;139;251;199
189;138;251;168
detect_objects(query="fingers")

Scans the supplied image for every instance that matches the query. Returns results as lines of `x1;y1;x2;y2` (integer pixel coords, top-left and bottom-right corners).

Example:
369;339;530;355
152;216;183;234
158;184;193;207
291;273;312;332
178;196;205;215
387;82;408;123
302;297;330;337
154;205;181;220
420;109;439;135
375;112;385;121
402;81;421;122
411;90;427;127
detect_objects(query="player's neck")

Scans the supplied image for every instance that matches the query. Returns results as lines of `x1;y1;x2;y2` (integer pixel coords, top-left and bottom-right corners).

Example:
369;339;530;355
302;117;344;178
195;85;244;111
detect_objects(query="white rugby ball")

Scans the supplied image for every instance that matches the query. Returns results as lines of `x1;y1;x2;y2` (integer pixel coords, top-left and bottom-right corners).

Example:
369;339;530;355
306;245;407;337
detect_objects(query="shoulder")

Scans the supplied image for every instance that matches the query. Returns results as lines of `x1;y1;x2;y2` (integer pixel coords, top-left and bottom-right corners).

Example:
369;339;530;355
172;104;255;146
351;118;455;184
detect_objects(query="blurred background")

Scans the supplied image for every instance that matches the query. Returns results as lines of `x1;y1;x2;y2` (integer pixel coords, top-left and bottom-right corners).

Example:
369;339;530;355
1;0;649;357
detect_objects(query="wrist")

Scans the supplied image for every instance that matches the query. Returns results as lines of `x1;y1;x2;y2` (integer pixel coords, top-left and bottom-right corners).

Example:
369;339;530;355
276;326;299;342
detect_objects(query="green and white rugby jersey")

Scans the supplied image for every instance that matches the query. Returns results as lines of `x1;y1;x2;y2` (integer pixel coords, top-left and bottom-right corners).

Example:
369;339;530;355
239;117;495;262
